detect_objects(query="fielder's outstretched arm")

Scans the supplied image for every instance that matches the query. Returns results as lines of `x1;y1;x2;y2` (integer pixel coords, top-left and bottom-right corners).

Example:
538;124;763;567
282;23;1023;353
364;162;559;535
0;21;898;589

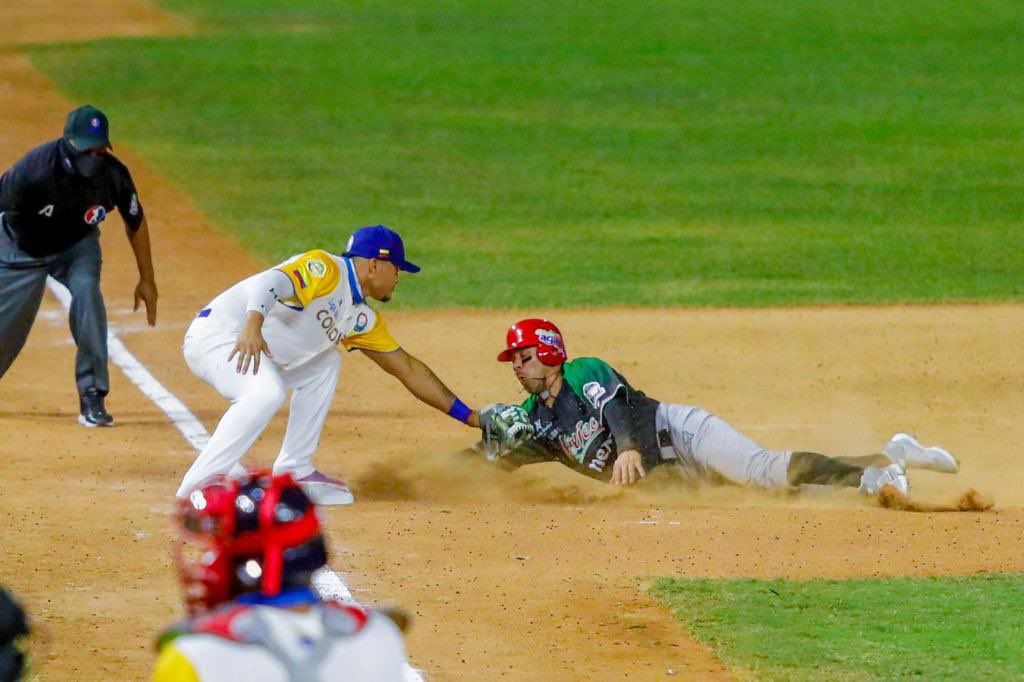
362;347;481;428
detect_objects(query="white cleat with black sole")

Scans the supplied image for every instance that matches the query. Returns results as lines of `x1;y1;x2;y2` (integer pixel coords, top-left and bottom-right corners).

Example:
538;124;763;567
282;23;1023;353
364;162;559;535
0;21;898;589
883;433;959;474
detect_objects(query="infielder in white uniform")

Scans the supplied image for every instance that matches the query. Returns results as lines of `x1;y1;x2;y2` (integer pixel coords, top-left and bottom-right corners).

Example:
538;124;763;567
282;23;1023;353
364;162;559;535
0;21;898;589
179;225;481;504
154;470;410;681
475;318;960;499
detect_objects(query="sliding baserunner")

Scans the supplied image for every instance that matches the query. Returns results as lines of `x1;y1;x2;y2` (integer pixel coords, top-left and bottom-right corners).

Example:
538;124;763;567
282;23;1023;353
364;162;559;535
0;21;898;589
476;318;959;498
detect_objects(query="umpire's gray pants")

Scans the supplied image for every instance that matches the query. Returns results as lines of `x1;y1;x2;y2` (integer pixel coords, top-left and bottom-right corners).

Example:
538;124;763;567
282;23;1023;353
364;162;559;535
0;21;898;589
0;225;109;398
656;403;792;489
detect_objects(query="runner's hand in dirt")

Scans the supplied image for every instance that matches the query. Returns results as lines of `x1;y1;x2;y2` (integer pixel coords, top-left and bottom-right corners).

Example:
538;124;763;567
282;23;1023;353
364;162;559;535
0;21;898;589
228;311;272;375
611;449;646;485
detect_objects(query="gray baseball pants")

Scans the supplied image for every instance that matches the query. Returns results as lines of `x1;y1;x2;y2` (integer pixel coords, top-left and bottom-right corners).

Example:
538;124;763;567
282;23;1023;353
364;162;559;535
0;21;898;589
0;224;109;398
655;403;792;488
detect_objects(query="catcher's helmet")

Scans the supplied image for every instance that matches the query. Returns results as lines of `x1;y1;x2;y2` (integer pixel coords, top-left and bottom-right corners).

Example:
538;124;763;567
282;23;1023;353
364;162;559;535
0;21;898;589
175;470;327;613
497;318;567;366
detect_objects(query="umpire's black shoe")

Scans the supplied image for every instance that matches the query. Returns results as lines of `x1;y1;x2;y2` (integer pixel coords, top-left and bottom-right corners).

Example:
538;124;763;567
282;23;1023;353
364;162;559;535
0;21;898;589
78;389;114;427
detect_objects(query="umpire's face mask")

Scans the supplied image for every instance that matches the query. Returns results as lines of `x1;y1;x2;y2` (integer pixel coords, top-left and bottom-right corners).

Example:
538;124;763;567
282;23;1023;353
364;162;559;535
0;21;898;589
62;140;108;178
71;148;107;178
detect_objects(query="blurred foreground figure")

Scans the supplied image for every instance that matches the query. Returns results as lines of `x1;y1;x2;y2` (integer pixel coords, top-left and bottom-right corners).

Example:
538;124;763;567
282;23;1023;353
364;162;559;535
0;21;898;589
0;588;29;682
153;470;409;681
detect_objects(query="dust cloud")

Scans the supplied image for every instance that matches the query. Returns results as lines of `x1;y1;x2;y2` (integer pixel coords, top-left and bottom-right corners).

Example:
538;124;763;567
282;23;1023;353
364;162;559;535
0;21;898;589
352;448;994;512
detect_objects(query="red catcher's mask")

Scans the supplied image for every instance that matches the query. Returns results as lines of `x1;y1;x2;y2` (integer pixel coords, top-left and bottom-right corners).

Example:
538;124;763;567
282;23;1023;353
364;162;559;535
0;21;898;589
174;470;326;614
497;318;567;366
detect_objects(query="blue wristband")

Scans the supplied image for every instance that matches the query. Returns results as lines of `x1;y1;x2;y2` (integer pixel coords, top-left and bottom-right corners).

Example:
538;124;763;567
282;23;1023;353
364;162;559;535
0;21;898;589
447;398;472;423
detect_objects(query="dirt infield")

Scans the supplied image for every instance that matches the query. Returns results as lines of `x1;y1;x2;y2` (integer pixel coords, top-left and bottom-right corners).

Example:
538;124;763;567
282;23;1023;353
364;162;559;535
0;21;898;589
2;2;1023;680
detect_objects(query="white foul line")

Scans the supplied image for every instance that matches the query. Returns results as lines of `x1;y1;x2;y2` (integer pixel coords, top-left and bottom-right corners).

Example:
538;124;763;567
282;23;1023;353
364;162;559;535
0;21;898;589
46;277;423;682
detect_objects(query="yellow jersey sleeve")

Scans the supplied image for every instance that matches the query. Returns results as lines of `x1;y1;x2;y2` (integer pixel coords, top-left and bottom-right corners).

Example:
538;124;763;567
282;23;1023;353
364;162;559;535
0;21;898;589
342;311;400;353
151;644;200;682
275;249;341;309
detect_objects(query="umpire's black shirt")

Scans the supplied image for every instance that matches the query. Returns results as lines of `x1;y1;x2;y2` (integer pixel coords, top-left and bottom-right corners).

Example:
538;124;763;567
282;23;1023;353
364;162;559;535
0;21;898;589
0;139;144;258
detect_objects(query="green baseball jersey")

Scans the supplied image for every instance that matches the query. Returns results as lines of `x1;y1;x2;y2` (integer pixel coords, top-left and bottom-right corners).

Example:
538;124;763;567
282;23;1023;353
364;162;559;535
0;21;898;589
509;357;662;480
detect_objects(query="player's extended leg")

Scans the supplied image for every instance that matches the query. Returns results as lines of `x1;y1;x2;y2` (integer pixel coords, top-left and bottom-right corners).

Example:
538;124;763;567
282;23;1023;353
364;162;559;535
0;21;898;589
0;259;48;381
786;452;909;495
835;454;890;468
49;232;110;399
274;349;351;505
838;433;958;474
274;348;341;477
177;330;288;498
656;403;907;494
787;452;864;486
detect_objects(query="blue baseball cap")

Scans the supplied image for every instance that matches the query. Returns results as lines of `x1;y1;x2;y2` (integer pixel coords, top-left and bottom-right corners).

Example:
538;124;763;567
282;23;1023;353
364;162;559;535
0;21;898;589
343;225;420;273
63;105;112;151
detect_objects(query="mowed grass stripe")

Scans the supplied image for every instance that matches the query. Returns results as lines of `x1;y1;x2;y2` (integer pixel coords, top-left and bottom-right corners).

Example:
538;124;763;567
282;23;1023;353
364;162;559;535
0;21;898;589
28;0;1024;308
651;574;1024;681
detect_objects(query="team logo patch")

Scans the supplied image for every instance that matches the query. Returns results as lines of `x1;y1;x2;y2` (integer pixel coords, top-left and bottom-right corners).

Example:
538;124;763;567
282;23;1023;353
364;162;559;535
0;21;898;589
352;312;369;333
90;117;101;130
536;329;562;348
582;381;606;409
307;259;327;277
83;205;106;225
128;193;139;217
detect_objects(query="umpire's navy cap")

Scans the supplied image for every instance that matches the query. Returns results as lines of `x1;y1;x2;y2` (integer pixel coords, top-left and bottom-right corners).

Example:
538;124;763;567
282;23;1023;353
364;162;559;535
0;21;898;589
343;225;420;273
64;105;111;151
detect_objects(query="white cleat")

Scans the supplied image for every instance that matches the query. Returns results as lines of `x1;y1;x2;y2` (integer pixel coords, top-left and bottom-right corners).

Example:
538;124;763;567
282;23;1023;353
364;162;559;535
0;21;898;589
859;462;910;497
297;470;355;506
883;433;959;474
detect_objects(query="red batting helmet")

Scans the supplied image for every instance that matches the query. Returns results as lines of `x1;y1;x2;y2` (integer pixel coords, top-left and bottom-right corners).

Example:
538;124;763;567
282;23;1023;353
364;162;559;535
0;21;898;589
174;470;327;614
497;318;567;366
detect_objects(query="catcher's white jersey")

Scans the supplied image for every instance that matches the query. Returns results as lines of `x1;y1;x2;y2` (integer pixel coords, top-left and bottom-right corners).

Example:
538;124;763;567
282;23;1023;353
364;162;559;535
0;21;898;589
153;603;409;682
195;249;397;370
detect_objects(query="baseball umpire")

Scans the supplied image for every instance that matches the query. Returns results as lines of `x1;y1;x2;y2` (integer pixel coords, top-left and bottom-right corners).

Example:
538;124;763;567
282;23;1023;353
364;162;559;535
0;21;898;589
154;470;410;681
0;104;158;426
178;224;481;505
476;318;960;498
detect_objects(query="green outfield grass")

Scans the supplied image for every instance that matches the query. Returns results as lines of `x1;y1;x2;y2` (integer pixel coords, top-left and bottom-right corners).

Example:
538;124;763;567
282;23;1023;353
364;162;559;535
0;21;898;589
651;573;1024;680
28;0;1024;307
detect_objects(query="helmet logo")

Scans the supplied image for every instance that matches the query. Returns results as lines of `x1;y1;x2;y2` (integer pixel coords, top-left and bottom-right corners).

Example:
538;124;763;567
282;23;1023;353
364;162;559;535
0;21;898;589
536;329;562;347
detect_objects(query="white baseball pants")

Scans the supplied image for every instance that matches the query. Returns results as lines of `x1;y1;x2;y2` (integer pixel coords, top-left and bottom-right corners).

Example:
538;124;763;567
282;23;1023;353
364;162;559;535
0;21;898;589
178;325;341;498
656;403;792;489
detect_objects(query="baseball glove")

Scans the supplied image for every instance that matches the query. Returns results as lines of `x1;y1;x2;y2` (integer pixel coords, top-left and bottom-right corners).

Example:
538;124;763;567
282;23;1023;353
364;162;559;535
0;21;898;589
479;403;533;460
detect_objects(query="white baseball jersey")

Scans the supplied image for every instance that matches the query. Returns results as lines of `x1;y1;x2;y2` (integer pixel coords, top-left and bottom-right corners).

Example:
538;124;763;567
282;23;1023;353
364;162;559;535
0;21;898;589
196;249;398;370
153;602;409;681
